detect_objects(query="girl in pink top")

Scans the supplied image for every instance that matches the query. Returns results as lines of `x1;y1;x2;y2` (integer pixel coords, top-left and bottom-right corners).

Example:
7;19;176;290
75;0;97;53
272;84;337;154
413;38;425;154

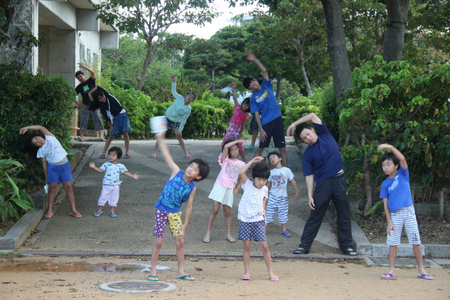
221;82;250;162
203;139;247;243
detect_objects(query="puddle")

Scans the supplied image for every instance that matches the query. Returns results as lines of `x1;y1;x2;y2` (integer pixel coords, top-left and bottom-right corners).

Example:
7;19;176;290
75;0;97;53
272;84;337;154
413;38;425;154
0;262;171;273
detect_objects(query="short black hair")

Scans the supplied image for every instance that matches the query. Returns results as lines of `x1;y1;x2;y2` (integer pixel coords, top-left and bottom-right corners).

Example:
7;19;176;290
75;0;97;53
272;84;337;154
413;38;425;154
89;89;106;111
381;152;400;168
189;158;210;181
75;70;84;77
294;123;314;143
222;139;238;158
243;77;254;89
252;162;270;180
241;97;250;113
108;146;122;159
267;151;281;163
186;91;196;100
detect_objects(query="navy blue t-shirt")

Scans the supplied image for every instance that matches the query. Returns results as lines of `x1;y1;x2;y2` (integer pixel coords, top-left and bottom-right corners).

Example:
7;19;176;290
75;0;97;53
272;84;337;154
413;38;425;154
302;122;344;183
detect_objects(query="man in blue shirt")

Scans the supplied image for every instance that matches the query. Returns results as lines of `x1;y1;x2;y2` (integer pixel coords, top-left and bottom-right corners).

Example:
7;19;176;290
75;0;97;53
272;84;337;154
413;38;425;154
287;113;356;256
243;51;287;166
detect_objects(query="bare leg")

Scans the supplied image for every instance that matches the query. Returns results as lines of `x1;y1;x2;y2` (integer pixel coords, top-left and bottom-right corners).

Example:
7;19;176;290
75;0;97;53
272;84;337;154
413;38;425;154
282;223;287;232
102;134;115;156
388;245;397;275
203;201;221;243
223;205;235;242
173;128;189;156
152;139;160;156
279;147;288;167
110;206;116;214
97;130;104;139
122;131;130;156
150;237;164;276
62;181;78;213
413;244;429;276
97;206;103;213
251;129;258;146
243;240;252;277
175;235;188;277
259;241;276;277
254;147;264;158
46;182;58;214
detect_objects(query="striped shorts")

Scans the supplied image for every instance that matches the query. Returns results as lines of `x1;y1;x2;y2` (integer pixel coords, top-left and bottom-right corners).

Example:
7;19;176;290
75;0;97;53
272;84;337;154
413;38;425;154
387;205;421;246
265;194;289;224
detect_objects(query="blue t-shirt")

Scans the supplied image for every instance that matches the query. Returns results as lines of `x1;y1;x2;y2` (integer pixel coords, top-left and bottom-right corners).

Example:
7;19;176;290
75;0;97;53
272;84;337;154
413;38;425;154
302;122;344;183
154;170;196;213
380;166;413;212
249;78;281;125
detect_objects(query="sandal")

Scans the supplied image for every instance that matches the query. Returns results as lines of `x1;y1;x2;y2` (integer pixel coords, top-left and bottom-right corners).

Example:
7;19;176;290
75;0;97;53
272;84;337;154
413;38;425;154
70;212;82;218
44;212;53;219
282;230;291;238
269;275;279;282
124;154;131;159
148;275;159;281
150;153;157;158
94;211;102;217
241;274;250;280
100;154;107;159
343;248;358;256
177;274;195;281
185;154;191;159
109;213;117;218
381;273;396;280
99;138;106;142
293;247;308;255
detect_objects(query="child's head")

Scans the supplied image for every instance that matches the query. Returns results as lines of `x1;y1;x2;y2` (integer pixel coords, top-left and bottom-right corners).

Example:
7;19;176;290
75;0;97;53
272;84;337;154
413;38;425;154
75;71;86;82
242;78;261;92
241;97;250;113
294;123;318;145
222;139;240;159
89;89;107;111
186;158;210;182
267;151;282;167
24;134;45;156
108;146;122;161
185;91;196;103
252;162;270;189
381;152;399;175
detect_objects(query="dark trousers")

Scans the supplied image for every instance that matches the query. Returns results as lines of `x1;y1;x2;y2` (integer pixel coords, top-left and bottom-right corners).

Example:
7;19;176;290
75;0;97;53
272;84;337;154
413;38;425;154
300;174;353;252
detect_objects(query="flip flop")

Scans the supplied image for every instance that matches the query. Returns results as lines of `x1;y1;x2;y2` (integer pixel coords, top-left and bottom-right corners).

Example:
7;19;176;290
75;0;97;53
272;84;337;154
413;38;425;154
147;275;159;281
417;273;434;280
177;274;195;281
150;153;157;158
343;247;358;256
100;154;107;159
270;275;279;282
109;213;117;218
293;247;308;255
70;212;82;218
381;273;396;280
185;154;191;159
94;211;102;217
44;212;53;219
282;230;291;237
226;237;236;243
241;274;250;280
124;154;131;159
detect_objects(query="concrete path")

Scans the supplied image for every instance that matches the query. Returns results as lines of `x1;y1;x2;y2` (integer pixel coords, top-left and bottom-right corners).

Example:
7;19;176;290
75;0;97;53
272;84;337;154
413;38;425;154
22;138;341;256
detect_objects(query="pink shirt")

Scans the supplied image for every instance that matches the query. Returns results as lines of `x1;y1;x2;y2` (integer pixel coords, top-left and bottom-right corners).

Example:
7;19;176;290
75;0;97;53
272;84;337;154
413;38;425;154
215;154;245;189
223;105;249;141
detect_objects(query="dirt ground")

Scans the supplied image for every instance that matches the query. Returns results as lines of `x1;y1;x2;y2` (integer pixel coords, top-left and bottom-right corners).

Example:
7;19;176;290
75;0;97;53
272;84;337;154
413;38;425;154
0;255;448;299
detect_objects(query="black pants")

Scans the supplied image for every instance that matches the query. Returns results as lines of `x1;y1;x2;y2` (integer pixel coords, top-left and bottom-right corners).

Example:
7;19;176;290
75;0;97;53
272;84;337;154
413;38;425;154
299;174;353;252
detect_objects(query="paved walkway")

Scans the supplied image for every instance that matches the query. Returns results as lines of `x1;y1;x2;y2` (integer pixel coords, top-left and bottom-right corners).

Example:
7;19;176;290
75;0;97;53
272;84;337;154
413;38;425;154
22;138;343;256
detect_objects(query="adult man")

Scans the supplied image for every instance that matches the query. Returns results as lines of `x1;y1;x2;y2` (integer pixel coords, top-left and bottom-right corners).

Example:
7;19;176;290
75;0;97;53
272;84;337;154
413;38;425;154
74;62;105;142
286;113;357;256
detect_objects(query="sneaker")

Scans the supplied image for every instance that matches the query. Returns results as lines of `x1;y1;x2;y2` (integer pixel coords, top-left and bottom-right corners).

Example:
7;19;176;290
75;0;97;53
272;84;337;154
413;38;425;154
244;145;256;150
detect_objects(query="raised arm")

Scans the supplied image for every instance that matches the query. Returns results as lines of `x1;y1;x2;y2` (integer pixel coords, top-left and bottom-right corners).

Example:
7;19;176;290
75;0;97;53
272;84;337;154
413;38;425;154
239;156;265;183
286;113;322;136
19;125;54;137
221;139;246;163
87;86;98;103
231;82;239;107
156;130;180;177
377;143;408;170
170;76;182;100
78;62;95;79
246;51;269;81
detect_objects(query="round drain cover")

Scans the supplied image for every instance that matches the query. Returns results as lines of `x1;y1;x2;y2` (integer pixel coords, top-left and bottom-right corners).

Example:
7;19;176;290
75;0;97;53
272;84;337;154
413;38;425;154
99;280;176;293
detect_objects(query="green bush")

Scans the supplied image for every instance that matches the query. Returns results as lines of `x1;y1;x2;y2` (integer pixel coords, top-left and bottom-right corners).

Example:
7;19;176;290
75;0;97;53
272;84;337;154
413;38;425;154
339;56;450;215
0;64;75;184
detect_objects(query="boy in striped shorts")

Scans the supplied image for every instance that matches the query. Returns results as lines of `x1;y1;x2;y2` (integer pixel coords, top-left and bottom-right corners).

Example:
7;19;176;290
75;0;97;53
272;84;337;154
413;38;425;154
265;152;299;237
379;143;433;280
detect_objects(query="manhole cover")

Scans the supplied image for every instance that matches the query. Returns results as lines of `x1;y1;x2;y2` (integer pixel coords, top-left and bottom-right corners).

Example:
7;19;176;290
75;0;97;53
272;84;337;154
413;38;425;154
100;280;176;293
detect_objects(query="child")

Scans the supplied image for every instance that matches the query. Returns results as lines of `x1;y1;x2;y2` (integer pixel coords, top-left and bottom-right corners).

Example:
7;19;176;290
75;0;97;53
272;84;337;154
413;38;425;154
243;50;287;166
74;62;105;142
237;157;279;282
378;143;433;280
266;151;300;237
88;86;132;159
151;75;195;159
221;82;250;162
89;146;140;218
19;125;82;219
203;139;247;244
148;130;209;282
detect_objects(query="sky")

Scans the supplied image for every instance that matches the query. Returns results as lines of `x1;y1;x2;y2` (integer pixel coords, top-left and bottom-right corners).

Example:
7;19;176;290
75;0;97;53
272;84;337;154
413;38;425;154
168;0;265;39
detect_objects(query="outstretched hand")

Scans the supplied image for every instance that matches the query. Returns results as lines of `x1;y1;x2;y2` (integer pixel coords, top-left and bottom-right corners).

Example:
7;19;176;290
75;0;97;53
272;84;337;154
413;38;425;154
245;50;256;62
170;75;176;82
377;143;392;151
19;127;29;135
286;124;296;136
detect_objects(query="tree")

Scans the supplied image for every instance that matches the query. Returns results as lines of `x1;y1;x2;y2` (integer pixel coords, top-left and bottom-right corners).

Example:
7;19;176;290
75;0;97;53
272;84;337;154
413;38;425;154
382;0;410;62
95;0;218;91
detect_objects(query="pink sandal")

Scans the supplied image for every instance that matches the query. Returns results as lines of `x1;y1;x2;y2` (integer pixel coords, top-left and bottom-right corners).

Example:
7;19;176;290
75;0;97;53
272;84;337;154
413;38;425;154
150;153;157;158
270;275;279;282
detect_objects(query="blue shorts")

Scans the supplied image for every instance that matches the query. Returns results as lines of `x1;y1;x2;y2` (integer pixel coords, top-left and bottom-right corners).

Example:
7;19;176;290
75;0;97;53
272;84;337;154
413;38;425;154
47;161;72;183
110;113;132;135
237;220;267;241
259;116;286;149
165;117;180;129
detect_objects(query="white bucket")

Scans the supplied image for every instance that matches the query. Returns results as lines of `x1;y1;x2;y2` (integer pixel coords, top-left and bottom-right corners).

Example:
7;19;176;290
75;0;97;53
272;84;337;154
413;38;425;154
150;116;167;133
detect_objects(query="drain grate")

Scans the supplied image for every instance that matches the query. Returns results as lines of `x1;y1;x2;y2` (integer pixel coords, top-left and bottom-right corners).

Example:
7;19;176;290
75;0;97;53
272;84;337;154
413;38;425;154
100;280;176;293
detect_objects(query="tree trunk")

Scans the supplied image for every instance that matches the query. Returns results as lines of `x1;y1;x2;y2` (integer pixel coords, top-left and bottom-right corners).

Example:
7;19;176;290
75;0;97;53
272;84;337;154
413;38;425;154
300;60;312;95
276;73;282;103
320;0;353;101
136;41;156;91
362;153;374;215
382;0;409;62
211;67;215;92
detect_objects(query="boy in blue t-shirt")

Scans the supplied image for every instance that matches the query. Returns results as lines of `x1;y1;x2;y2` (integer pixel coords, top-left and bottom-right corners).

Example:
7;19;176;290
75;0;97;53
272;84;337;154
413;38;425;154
378;143;433;280
243;51;287;166
147;130;209;282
